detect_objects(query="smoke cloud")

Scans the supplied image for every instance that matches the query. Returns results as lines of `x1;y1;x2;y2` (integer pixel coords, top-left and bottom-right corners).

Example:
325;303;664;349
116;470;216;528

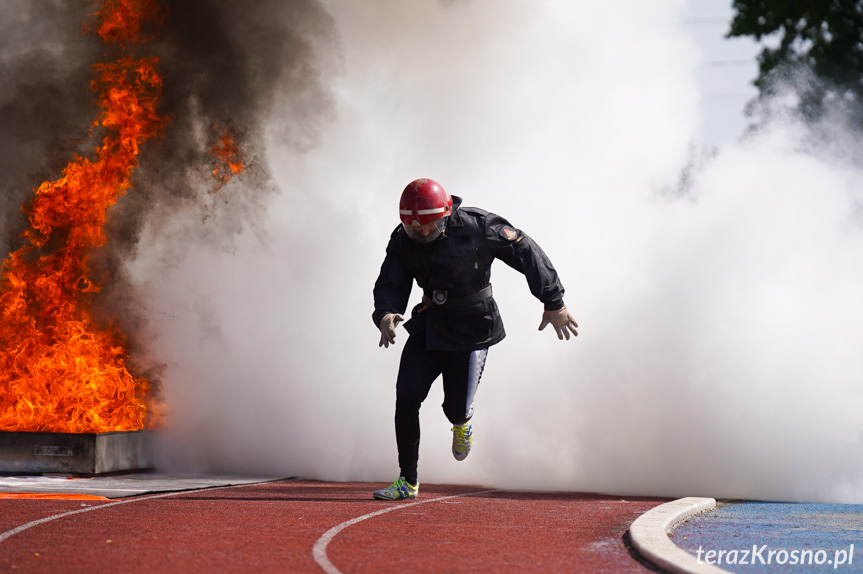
0;0;99;250
5;0;863;504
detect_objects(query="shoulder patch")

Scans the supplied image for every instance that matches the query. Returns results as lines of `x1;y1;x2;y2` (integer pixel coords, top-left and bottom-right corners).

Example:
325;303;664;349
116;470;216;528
500;227;518;241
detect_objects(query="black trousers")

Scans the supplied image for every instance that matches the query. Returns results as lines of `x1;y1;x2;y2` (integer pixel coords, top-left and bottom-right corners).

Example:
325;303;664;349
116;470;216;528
395;331;488;484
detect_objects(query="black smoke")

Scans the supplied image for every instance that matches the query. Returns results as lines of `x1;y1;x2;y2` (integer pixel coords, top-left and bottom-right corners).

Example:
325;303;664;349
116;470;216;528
0;1;102;251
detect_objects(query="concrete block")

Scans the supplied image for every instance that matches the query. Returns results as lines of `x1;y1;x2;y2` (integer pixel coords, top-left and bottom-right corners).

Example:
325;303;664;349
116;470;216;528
0;430;153;474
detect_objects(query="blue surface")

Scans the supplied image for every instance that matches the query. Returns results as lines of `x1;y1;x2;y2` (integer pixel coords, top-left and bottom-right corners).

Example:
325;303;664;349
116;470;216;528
674;502;863;572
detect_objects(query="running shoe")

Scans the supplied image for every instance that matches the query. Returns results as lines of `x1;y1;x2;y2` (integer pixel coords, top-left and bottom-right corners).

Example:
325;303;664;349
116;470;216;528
373;477;418;501
451;421;473;461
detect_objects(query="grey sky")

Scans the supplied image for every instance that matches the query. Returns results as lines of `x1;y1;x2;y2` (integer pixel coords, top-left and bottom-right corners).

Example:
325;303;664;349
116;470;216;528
684;0;760;145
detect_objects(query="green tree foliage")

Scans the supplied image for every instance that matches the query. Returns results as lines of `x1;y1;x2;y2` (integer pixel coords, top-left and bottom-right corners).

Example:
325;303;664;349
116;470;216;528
728;0;863;121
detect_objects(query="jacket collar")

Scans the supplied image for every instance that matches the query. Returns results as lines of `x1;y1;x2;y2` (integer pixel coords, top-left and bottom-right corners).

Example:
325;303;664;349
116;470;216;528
448;196;464;228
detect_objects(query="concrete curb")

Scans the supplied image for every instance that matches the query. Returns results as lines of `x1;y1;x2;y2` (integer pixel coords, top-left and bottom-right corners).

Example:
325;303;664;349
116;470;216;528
629;497;729;574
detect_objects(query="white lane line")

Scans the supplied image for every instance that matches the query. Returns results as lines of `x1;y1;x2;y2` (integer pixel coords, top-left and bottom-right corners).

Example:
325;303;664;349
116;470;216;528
313;489;498;574
0;484;242;544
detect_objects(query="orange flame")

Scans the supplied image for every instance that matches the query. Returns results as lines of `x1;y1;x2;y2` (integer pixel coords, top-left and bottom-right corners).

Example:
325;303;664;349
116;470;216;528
0;0;165;433
209;125;246;193
91;0;164;45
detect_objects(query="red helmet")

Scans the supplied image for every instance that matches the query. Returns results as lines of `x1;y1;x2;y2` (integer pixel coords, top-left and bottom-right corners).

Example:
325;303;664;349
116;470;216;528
399;178;452;227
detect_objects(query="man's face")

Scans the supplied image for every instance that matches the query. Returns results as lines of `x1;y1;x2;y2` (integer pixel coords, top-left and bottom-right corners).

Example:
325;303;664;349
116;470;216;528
403;216;447;243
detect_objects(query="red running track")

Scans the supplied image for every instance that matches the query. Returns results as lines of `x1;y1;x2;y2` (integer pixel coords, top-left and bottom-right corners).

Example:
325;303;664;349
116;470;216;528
0;480;669;573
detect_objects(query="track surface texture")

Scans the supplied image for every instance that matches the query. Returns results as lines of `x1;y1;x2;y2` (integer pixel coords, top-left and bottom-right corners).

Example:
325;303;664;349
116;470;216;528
0;479;669;573
673;501;863;573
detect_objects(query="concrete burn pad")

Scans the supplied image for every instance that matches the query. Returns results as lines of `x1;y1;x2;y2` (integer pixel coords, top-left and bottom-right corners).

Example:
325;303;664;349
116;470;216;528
0;473;292;499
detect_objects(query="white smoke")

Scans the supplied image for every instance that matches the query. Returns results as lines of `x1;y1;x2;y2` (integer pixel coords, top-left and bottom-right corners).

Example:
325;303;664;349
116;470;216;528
131;0;863;503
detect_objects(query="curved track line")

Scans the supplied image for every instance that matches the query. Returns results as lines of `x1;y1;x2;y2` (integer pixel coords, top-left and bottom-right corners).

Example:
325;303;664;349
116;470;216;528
0;484;241;544
313;489;498;574
628;497;725;574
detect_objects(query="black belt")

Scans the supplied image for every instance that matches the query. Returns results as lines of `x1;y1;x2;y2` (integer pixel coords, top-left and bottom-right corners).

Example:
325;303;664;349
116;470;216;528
426;285;492;310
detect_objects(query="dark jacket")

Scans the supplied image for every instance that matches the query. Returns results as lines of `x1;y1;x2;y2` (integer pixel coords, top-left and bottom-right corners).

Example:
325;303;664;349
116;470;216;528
372;196;566;351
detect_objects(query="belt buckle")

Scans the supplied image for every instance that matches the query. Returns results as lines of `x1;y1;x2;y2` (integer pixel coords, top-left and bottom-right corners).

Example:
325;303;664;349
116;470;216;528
432;290;448;305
